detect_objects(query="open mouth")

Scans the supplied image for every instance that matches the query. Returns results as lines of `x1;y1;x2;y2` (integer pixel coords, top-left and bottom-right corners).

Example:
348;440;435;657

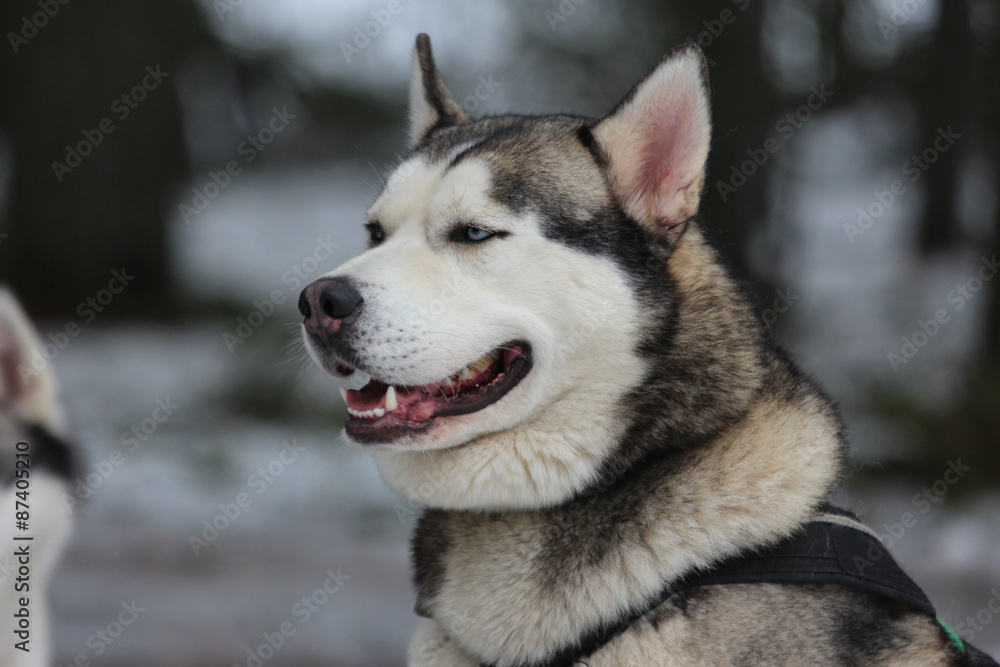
333;341;532;444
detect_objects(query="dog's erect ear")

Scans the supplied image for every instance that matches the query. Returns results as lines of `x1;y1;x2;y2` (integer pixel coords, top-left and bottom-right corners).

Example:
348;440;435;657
408;33;471;148
0;288;63;432
591;44;711;237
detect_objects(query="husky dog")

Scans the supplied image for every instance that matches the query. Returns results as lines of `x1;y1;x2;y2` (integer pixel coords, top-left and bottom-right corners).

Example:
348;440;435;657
300;35;996;666
0;289;74;667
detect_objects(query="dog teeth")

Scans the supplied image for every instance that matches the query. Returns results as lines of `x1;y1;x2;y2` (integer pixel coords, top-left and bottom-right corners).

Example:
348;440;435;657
452;351;499;382
344;386;396;419
468;351;499;373
339;387;348;403
347;407;385;420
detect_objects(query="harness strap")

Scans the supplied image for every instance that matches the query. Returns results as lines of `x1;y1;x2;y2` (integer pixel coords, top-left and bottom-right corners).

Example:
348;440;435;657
680;504;935;616
473;504;998;667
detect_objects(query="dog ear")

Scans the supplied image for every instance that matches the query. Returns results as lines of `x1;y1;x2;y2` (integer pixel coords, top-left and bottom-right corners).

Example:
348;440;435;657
408;33;471;148
591;44;711;238
0;288;64;432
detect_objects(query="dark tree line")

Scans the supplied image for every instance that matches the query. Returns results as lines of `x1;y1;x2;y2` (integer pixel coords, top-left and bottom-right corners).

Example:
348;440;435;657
0;1;214;316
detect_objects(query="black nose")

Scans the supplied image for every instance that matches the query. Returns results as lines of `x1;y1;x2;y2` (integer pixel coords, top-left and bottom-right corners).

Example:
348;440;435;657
300;277;363;338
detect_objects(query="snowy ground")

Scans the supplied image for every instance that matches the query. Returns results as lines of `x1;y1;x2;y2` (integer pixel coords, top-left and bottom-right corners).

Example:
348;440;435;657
50;325;417;666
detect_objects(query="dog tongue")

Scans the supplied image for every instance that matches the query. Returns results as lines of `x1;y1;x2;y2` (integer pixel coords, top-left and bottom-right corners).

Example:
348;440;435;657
346;381;387;411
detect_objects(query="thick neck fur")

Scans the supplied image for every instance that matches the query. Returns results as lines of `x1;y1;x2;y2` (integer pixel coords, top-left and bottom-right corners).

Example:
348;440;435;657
409;225;846;666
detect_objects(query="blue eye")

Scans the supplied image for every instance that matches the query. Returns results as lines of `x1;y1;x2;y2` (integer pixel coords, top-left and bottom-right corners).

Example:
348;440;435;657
465;227;493;242
449;224;508;244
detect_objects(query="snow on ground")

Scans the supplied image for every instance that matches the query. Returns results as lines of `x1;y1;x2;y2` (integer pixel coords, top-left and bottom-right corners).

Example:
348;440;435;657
50;325;416;666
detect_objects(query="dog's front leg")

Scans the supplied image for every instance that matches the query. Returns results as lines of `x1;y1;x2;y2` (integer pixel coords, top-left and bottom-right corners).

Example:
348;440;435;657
408;618;480;667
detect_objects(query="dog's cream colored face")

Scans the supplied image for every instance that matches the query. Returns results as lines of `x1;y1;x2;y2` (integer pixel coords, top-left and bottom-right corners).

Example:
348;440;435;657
306;150;647;459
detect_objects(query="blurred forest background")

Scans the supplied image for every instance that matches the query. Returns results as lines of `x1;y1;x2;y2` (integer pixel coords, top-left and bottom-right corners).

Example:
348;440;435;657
0;0;997;665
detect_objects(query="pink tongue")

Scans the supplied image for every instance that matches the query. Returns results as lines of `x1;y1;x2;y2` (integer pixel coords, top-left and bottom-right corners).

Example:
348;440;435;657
345;385;385;411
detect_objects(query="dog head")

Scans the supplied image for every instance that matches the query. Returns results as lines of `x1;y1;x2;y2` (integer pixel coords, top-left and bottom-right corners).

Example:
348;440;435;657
0;288;75;498
0;289;66;439
301;35;718;509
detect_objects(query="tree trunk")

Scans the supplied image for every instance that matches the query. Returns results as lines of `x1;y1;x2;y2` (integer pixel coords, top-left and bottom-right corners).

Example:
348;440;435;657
0;0;212;318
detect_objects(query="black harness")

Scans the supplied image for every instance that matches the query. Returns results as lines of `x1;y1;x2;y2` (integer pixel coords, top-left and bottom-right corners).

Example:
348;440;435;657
473;505;999;667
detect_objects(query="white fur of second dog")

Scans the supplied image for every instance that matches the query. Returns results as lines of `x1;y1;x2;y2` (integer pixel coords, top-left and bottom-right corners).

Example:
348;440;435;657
0;288;74;667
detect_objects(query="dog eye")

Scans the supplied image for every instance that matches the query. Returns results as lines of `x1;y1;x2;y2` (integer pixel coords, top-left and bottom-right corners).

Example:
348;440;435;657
465;227;493;242
366;222;385;245
449;224;507;244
